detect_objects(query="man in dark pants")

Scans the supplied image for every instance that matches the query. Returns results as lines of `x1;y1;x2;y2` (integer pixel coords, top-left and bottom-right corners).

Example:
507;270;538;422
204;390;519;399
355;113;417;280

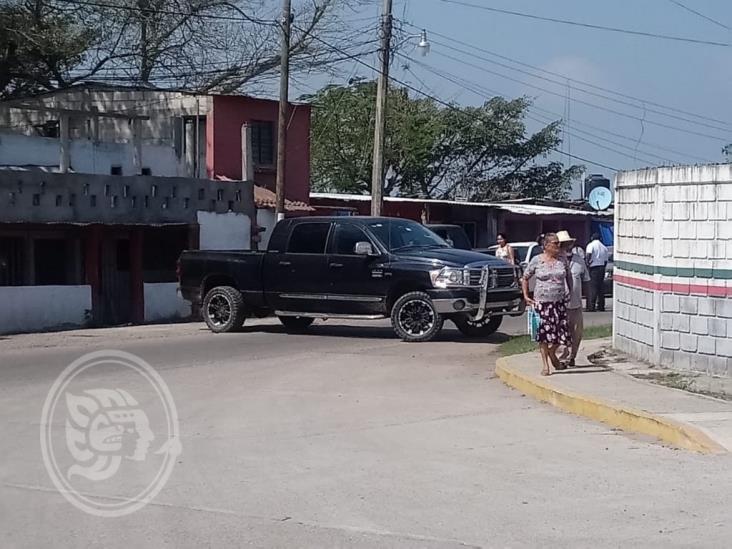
585;232;609;312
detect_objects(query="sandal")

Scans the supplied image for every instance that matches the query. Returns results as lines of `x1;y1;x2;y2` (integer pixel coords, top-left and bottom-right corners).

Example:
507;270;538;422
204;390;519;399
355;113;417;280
541;368;551;376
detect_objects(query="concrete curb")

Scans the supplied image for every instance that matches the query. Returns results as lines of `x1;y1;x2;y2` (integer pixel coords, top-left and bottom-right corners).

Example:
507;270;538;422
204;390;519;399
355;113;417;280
495;354;727;454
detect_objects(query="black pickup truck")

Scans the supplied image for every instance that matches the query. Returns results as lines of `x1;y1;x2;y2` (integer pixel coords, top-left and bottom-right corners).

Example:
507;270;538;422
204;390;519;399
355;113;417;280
178;216;524;342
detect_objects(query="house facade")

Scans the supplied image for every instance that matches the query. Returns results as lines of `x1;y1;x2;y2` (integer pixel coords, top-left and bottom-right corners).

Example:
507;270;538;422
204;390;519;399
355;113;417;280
0;83;313;334
0;83;311;203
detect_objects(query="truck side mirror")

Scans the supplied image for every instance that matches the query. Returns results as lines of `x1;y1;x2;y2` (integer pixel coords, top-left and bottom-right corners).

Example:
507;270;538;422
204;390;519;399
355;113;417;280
354;241;376;256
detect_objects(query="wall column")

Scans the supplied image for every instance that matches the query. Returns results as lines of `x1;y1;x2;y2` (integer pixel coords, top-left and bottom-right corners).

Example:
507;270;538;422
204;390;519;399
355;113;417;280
84;225;102;324
130;227;144;323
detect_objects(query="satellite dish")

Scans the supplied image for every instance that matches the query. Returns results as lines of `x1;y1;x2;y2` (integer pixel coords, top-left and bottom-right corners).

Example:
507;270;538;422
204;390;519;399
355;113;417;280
588;186;612;211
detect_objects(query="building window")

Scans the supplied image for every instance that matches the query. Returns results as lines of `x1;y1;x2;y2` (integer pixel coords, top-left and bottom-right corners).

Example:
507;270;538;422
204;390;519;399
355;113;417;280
251;121;275;166
0;237;25;286
141;167;152;176
110;165;123;176
34;120;59;138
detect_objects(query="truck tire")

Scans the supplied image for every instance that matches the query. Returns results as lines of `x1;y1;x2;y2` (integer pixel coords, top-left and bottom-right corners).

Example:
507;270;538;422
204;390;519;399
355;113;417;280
453;315;503;338
391;291;443;342
202;286;246;333
278;316;315;332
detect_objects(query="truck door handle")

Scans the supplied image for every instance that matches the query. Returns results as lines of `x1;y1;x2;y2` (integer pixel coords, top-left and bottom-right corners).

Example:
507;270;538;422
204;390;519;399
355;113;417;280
329;262;344;268
278;261;291;267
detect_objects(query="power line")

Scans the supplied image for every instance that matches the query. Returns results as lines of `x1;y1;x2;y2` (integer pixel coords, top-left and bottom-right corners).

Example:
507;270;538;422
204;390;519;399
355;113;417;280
294;24;620;172
429;48;732;142
437;0;730;47
429;37;731;134
403;55;663;167
667;0;730;31
401;21;732;127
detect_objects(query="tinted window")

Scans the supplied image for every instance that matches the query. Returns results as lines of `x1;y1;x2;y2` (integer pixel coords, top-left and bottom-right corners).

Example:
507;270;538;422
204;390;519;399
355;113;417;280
513;246;529;262
369;220;448;252
529;245;542;260
330;223;368;255
445;228;472;250
288;223;330;254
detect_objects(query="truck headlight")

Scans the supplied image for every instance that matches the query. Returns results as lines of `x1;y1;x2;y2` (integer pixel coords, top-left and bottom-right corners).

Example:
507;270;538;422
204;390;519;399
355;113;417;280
430;267;467;288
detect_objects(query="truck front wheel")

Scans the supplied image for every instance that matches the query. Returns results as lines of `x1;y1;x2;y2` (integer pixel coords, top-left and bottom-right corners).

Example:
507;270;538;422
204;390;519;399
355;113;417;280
453;315;503;338
391;291;444;342
202;286;246;333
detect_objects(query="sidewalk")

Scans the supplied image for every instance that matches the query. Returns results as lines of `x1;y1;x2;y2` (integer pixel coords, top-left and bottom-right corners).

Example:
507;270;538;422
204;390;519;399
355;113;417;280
496;338;732;454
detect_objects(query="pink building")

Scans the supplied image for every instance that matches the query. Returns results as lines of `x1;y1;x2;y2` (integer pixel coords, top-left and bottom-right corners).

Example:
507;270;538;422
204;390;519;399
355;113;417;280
207;95;311;205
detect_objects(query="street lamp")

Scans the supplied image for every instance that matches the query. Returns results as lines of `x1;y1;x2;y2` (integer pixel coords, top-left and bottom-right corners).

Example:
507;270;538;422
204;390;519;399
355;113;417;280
370;1;430;216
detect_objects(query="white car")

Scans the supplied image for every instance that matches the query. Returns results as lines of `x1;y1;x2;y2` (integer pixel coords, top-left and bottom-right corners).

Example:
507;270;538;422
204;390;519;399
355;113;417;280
485;241;542;269
485;241;542;292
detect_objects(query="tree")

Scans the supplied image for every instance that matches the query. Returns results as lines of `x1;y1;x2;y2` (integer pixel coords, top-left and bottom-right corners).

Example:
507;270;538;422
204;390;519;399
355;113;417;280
0;1;98;100
1;0;374;99
308;80;581;201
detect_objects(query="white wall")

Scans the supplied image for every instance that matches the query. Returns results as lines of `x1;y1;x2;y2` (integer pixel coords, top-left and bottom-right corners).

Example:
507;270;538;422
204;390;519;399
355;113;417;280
144;283;191;323
197;211;251;250
0;132;187;176
0;286;91;334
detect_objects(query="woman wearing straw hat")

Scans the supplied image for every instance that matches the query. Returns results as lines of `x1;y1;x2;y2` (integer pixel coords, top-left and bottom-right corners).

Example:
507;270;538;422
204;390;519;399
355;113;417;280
521;232;573;376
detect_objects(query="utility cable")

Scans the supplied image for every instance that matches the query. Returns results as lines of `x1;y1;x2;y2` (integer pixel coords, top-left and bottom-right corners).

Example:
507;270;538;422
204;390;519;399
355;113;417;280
437;0;730;47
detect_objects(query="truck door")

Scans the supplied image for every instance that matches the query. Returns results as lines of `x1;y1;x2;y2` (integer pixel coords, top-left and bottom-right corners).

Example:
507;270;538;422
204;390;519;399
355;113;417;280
326;222;389;315
266;221;331;313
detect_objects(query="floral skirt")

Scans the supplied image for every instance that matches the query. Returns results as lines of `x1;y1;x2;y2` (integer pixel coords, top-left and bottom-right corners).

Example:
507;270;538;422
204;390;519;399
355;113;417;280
535;300;571;346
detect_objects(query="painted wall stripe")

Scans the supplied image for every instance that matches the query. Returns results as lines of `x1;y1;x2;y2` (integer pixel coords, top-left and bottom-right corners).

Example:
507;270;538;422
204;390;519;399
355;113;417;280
614;273;732;297
615;260;732;280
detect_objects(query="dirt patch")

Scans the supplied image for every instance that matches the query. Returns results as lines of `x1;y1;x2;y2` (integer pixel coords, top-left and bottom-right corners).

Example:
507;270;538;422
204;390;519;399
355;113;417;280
587;347;629;368
630;371;732;402
587;346;732;402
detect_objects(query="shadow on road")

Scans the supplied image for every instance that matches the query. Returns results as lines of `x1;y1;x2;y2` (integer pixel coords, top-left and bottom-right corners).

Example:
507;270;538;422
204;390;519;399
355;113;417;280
233;322;511;344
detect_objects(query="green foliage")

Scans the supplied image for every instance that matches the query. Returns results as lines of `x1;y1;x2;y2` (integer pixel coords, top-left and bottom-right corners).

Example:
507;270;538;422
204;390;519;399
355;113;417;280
308;80;581;200
0;1;97;99
499;324;612;357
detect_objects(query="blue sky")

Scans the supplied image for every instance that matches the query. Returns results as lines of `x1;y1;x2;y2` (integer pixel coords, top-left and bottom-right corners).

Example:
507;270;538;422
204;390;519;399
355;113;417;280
304;0;732;195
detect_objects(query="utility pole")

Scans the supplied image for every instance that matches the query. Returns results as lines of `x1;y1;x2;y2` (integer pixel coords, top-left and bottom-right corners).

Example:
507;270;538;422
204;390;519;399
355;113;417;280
275;0;292;222
370;0;393;217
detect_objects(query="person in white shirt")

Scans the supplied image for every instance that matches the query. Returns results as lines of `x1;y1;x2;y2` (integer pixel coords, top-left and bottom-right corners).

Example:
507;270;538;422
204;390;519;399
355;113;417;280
585;233;609;312
557;231;590;367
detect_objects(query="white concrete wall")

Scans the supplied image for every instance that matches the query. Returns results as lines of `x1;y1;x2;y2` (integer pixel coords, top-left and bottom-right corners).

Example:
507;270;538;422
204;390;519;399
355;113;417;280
0;285;91;334
0;132;187;176
144;283;191;323
614;165;732;376
197;211;251;250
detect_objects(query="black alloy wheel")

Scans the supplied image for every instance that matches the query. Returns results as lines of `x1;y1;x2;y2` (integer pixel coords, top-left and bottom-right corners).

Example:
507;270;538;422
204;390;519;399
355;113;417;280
391;291;444;342
202;286;246;333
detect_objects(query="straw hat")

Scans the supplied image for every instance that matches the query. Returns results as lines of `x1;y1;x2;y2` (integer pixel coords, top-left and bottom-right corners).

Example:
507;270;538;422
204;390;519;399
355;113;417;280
556;230;576;245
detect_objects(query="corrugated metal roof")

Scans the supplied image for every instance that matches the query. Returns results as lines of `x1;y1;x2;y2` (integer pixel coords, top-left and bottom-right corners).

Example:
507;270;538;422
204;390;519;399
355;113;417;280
310;193;612;217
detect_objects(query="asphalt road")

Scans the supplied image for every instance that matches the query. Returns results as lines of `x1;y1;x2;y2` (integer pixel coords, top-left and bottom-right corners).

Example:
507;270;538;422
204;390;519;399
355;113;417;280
2;312;731;548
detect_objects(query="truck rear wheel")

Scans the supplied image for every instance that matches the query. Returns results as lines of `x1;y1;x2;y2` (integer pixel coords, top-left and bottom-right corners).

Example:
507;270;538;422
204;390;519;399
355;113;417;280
453;315;503;338
202;286;246;333
278;316;315;332
391;291;443;342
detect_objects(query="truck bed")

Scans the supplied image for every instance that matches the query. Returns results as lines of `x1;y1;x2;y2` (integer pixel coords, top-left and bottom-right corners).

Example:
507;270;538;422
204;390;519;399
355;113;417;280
178;249;266;307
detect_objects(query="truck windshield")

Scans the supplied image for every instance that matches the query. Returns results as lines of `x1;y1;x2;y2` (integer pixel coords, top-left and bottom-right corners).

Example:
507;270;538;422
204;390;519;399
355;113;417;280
368;220;449;252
